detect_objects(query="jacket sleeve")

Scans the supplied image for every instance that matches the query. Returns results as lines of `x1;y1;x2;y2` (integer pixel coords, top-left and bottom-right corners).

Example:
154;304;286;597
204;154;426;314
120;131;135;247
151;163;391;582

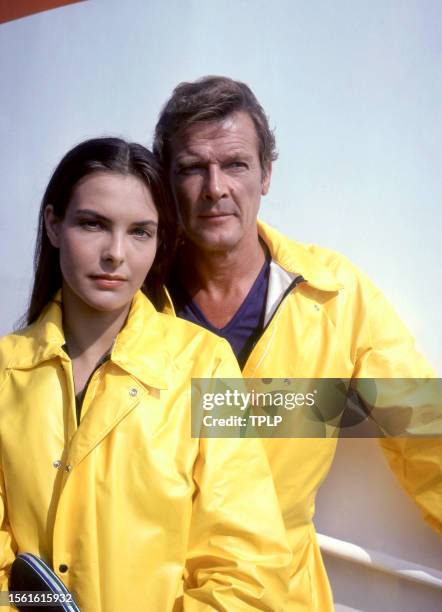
0;361;17;600
0;465;16;599
352;275;442;534
182;339;291;611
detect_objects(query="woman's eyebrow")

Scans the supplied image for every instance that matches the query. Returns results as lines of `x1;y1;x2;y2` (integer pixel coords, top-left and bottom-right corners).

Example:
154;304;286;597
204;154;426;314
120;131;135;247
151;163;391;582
131;220;158;227
75;209;109;221
75;209;158;226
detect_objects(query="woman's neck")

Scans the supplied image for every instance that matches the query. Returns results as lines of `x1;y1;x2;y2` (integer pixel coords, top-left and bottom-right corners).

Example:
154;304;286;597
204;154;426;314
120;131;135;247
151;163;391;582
61;283;130;361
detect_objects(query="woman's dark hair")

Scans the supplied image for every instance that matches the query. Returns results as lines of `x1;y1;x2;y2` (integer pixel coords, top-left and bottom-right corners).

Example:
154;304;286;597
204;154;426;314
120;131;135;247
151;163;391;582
26;137;176;324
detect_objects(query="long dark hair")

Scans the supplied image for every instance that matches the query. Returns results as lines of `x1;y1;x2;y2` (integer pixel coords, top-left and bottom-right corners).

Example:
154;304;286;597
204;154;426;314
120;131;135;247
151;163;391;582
26;137;176;324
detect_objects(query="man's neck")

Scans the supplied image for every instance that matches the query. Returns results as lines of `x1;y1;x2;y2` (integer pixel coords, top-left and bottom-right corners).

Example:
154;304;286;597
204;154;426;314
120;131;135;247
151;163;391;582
179;234;265;295
176;233;266;328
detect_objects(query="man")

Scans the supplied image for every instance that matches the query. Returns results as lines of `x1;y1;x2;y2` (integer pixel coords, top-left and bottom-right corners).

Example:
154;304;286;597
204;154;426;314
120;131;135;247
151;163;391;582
153;76;441;610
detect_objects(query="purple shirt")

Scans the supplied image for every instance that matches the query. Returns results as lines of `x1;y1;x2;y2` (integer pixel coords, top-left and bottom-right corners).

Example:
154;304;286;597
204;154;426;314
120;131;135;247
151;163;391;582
169;257;270;369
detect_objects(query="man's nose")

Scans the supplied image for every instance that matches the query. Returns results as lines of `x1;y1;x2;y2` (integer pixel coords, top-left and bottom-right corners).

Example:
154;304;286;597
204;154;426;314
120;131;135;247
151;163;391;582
202;165;228;202
102;232;125;266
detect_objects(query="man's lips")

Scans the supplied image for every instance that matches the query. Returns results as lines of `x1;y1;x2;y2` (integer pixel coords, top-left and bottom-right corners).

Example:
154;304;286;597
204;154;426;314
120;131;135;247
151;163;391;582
197;212;234;219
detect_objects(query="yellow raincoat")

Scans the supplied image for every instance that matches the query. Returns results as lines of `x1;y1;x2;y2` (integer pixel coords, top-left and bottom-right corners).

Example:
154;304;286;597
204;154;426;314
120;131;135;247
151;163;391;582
0;291;291;611
166;221;441;611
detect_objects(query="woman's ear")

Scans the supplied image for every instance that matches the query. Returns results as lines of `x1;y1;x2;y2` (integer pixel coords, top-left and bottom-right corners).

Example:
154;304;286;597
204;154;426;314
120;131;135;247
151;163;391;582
44;205;61;248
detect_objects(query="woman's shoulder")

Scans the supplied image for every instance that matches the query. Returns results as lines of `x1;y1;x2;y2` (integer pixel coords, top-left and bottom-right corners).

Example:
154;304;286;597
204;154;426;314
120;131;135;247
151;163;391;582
155;309;236;361
0;327;33;392
0;324;37;365
0;316;50;373
155;310;229;350
154;312;241;377
132;292;225;349
0;328;26;362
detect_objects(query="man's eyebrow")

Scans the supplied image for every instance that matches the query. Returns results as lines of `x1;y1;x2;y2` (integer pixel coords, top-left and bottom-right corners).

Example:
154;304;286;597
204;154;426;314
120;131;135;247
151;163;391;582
175;149;254;165
224;151;254;162
174;154;205;165
75;209;158;226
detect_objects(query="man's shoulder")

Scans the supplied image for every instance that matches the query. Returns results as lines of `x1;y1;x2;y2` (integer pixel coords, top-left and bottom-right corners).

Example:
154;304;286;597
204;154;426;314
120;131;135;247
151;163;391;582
305;244;384;305
259;220;376;296
303;244;371;284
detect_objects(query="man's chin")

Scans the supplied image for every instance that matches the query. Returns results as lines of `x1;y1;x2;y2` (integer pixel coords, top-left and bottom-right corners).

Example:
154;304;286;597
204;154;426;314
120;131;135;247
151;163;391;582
186;228;242;253
188;234;240;253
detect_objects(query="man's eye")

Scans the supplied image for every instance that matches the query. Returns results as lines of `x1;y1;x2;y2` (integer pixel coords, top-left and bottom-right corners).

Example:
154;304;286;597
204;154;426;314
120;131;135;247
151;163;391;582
178;164;203;175
226;161;248;170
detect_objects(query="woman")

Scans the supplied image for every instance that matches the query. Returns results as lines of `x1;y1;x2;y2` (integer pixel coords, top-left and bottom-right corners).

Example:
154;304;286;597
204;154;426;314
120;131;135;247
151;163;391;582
0;138;290;611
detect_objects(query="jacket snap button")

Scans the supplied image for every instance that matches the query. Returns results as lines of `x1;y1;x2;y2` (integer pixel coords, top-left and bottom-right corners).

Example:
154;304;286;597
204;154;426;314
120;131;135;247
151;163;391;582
59;564;68;573
52;460;62;469
129;388;138;397
65;464;72;472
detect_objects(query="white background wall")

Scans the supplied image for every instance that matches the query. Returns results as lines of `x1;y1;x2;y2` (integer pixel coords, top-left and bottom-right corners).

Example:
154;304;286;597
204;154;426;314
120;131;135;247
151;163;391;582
1;1;441;609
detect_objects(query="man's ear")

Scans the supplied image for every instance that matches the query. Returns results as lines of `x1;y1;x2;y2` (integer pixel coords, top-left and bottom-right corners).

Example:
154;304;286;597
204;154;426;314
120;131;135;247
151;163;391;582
44;205;61;248
261;162;272;196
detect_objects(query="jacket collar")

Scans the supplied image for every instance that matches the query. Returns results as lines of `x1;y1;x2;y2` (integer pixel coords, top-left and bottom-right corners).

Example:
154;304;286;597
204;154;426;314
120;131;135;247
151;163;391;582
161;286;175;317
8;291;170;389
162;220;343;313
258;220;342;292
111;291;170;389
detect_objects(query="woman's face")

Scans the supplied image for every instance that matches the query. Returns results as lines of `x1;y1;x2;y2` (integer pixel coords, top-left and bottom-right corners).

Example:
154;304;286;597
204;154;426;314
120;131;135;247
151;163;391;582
45;171;159;314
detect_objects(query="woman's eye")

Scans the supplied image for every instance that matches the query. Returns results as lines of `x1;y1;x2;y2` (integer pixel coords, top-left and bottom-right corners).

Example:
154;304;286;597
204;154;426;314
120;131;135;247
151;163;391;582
132;228;154;239
80;220;103;231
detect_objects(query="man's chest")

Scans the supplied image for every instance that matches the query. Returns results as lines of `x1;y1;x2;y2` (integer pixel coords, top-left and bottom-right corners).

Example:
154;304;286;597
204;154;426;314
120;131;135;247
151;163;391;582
243;292;356;378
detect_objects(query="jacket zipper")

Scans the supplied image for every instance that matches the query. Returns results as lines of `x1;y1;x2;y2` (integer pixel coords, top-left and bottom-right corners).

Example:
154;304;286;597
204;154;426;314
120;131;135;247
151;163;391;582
244;275;306;364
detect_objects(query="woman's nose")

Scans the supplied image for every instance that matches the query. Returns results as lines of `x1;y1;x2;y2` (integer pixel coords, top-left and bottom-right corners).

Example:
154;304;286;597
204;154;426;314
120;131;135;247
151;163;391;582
102;232;125;266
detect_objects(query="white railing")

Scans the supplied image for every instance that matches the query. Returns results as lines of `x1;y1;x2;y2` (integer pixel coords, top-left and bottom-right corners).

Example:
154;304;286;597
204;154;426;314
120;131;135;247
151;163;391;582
317;533;442;590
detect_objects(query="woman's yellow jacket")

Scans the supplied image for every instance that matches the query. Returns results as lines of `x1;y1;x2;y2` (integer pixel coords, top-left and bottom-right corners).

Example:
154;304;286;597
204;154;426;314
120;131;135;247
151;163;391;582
0;291;291;611
165;221;442;611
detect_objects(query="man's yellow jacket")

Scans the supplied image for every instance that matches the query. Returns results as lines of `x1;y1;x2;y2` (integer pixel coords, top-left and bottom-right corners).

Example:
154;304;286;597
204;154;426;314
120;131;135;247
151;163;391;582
166;221;441;611
0;291;291;611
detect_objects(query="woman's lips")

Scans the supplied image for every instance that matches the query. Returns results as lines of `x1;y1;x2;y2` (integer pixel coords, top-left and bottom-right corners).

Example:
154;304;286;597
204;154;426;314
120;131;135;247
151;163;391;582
90;276;126;289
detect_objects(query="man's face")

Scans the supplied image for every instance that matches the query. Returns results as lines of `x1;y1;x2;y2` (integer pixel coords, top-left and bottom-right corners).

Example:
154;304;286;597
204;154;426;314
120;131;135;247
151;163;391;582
169;111;271;253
